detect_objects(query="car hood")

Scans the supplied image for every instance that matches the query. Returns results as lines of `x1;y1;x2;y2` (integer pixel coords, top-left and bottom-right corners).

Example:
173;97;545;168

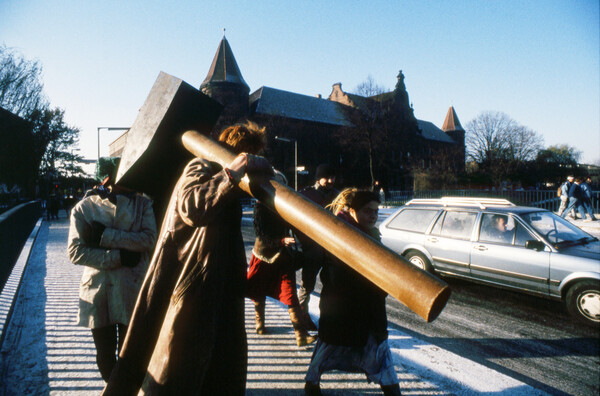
558;240;600;260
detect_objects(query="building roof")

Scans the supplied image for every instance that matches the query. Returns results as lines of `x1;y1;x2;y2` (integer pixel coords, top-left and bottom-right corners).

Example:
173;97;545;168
200;37;249;90
417;119;456;143
250;86;354;127
441;106;464;132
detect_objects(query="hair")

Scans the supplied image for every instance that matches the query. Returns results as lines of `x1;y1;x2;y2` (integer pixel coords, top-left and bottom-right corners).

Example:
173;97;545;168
492;214;507;224
326;187;380;216
218;120;266;155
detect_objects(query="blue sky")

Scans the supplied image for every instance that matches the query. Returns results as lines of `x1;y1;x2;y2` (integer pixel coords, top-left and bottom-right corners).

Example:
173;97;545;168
1;0;598;164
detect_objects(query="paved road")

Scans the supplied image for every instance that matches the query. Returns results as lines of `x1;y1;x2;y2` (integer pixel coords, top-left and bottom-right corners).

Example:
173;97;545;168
0;211;566;395
375;208;600;396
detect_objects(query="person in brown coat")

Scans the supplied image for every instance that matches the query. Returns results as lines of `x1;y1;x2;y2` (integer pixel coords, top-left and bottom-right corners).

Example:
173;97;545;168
103;121;271;395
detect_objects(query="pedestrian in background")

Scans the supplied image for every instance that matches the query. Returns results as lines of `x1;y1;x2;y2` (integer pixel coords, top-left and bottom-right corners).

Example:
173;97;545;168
103;121;272;395
580;177;596;221
246;170;317;347
304;188;401;396
297;164;339;330
557;176;574;217
561;177;586;220
67;158;157;382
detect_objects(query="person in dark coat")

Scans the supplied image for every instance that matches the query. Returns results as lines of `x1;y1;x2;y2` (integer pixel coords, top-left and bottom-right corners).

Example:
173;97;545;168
304;188;401;396
246;170;317;347
561;177;586;219
580;177;597;221
296;164;339;329
102;121;271;395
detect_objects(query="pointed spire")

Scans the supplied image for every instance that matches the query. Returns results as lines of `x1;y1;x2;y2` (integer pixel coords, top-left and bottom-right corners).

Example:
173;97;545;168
200;37;249;91
442;106;464;132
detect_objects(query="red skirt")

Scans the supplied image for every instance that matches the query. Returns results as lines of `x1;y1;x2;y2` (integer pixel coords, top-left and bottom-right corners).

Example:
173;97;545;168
246;254;299;306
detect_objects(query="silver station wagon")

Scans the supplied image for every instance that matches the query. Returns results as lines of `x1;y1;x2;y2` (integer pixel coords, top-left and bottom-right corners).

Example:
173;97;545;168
379;197;600;326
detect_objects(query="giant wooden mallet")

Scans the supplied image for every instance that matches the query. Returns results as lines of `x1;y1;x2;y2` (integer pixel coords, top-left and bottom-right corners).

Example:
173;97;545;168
105;71;450;395
182;130;451;322
116;71;450;323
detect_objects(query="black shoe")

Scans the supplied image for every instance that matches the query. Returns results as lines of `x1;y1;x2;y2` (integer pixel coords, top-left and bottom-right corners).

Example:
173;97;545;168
381;384;402;396
304;382;322;396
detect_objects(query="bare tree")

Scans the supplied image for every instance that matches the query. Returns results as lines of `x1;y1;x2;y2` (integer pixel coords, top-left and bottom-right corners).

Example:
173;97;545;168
352;76;388;188
0;46;82;196
356;75;386;98
0;45;48;117
466;111;543;185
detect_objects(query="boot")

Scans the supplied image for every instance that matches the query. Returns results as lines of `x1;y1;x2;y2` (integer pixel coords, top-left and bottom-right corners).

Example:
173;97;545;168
381;384;402;396
304;381;323;396
254;300;266;335
289;307;317;346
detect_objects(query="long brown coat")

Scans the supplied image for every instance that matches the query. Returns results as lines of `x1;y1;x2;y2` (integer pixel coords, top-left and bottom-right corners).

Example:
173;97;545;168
104;158;248;395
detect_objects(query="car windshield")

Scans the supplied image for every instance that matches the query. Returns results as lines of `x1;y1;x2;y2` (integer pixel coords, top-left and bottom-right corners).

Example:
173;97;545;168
520;211;595;247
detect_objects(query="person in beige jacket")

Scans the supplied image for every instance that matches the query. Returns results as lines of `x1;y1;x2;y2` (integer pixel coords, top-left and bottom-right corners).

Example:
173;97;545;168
67;158;157;381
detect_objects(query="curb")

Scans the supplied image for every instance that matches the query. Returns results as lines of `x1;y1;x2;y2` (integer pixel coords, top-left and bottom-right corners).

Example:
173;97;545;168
0;218;43;350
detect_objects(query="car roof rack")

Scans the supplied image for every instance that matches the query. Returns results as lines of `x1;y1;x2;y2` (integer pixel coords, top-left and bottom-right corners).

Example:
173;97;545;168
405;197;515;209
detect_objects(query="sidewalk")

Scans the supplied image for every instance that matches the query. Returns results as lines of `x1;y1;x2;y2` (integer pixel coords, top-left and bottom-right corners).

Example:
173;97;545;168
0;215;550;395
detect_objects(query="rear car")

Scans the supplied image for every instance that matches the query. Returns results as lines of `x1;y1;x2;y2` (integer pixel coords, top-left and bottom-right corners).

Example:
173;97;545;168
379;197;600;326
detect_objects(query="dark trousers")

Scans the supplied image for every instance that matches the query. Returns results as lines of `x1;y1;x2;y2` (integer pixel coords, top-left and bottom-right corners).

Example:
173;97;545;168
92;324;128;381
298;246;323;309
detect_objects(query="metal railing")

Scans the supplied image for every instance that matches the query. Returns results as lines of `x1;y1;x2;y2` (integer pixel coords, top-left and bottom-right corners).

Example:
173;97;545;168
385;189;599;212
0;201;42;292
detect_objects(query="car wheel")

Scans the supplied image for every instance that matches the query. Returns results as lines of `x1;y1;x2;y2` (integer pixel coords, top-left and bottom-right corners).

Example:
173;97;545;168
565;281;600;327
405;251;433;273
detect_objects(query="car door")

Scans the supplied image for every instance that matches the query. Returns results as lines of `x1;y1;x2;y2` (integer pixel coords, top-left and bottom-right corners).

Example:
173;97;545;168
424;210;477;276
470;213;551;294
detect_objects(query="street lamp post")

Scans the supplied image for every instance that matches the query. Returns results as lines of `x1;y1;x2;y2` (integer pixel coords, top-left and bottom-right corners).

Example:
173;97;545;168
275;136;297;190
97;127;130;159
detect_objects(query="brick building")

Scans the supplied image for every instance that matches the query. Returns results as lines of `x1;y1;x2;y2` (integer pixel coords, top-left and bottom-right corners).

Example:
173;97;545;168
110;36;465;190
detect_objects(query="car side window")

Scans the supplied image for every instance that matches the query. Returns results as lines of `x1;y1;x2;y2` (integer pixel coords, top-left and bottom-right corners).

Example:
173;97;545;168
479;213;515;245
386;208;439;233
514;222;534;247
430;212;445;235
435;211;477;240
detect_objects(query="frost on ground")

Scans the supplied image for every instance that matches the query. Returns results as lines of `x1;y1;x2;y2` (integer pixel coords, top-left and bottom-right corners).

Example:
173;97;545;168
0;216;551;395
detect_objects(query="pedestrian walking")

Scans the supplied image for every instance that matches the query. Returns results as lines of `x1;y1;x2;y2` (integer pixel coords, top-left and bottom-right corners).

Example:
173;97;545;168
561;177;586;219
304;188;402;396
580;177;596;221
103;121;272;395
247;170;317;347
557;176;574;217
297;164;339;329
67;158;157;382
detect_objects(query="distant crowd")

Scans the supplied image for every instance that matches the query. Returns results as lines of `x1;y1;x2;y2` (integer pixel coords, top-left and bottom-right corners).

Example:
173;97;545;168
557;176;596;221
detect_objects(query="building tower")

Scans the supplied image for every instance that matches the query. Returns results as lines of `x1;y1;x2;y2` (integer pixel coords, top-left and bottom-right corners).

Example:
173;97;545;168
442;106;465;145
200;35;250;125
442;106;466;170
